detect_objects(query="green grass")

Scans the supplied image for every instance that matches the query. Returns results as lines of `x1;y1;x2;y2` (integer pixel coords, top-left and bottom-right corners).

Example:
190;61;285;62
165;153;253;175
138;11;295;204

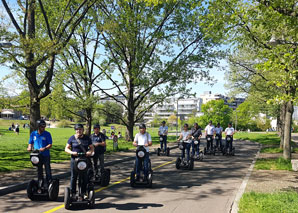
234;132;280;146
254;157;292;171
0;124;176;172
239;191;298;213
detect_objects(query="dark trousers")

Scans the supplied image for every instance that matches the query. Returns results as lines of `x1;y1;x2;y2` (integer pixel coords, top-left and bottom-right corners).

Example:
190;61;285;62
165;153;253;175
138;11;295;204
226;136;233;152
70;158;88;194
206;135;214;150
215;134;223;149
135;152;149;177
181;143;192;161
93;152;104;174
160;135;167;152
37;155;52;184
192;140;200;156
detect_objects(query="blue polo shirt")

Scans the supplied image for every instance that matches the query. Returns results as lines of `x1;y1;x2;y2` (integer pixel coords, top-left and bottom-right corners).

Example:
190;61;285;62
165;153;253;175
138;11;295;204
28;130;53;156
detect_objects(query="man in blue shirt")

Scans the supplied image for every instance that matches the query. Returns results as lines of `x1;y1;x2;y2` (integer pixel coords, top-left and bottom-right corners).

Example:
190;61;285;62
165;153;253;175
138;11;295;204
27;119;53;185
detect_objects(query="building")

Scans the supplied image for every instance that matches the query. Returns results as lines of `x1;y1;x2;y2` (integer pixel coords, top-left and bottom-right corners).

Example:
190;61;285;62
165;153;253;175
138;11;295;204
0;109;22;119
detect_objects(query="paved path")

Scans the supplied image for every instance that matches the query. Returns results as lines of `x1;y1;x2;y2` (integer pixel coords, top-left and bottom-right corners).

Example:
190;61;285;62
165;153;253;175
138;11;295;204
0;139;259;213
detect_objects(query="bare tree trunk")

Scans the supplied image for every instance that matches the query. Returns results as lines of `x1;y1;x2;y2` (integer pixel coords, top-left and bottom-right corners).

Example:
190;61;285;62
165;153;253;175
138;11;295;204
85;108;92;136
29;93;40;133
283;100;293;160
279;103;286;149
127;110;135;141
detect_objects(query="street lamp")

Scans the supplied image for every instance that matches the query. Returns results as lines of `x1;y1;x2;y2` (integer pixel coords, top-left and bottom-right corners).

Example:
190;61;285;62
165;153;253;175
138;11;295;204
235;110;239;131
176;96;184;139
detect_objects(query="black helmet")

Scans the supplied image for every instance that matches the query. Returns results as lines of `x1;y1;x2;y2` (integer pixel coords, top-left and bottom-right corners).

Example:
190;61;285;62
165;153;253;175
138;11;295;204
37;119;46;127
74;123;84;130
139;123;146;129
209;120;212;124
228;122;232;126
162;121;166;124
93;124;100;129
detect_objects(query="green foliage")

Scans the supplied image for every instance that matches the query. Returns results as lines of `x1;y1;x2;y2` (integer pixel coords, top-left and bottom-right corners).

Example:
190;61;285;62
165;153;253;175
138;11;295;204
239;191;298;213
255;157;292;171
198;100;233;128
256;117;272;132
151;114;163;127
234;132;280;146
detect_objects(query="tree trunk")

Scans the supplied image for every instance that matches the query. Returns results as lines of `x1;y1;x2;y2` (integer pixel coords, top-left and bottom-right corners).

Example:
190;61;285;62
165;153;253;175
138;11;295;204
29;94;40;133
279;103;286;149
85;108;92;136
283;100;293;160
127;110;135;141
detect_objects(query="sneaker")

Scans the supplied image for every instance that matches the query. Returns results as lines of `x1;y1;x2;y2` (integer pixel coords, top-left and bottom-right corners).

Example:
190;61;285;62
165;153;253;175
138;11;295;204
83;194;88;200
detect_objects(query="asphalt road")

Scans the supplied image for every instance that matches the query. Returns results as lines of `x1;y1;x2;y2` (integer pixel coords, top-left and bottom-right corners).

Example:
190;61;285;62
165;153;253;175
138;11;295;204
0;139;259;213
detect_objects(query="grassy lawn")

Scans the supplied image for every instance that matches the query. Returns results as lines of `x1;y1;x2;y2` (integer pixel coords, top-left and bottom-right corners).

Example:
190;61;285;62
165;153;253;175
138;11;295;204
234;132;280;146
254;157;292;171
239;191;298;213
0;122;176;172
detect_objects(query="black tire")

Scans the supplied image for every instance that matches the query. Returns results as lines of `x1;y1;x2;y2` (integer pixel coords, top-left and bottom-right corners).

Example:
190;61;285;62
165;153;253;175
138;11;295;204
64;187;71;210
130;171;135;187
189;158;194;170
48;179;59;201
166;148;170;156
176;158;181;169
199;151;204;161
157;148;161;156
101;169;110;187
147;172;153;188
88;190;95;209
27;180;37;201
204;147;207;155
232;147;235;156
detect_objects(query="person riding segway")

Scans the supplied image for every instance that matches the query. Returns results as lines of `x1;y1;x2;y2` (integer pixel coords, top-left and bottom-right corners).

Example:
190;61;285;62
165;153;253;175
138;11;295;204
223;122;235;156
176;124;194;170
157;121;170;156
64;124;95;209
90;124;110;187
27;119;59;201
204;121;215;155
191;123;203;161
130;124;153;187
214;122;223;154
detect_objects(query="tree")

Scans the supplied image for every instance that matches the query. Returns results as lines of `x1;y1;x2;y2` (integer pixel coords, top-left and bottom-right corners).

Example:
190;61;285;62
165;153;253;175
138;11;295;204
210;0;298;159
0;0;96;133
198;100;233;128
91;0;223;140
167;114;177;126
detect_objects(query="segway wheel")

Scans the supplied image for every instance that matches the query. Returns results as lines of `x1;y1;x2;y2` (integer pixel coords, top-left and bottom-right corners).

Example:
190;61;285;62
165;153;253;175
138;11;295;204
166;148;170;156
147;172;153;188
232;147;235;156
88;190;95;209
48;179;59;201
27;180;37;201
176;158;181;169
189;158;194;170
204;147;207;155
101;169;110;187
157;148;161;156
130;171;136;187
64;187;71;210
199;151;204;161
222;148;226;156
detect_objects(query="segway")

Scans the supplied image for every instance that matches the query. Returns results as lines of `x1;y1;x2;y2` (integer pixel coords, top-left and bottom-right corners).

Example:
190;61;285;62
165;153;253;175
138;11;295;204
223;135;235;156
27;150;59;201
176;140;194;170
64;153;95;209
214;134;223;155
204;136;215;155
92;158;111;186
192;139;204;161
157;135;170;156
130;146;153;188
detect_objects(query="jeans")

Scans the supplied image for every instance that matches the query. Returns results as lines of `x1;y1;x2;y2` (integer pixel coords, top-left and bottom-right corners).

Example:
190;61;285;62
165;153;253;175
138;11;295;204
70;158;88;194
192;140;200;156
135;152;150;177
226;136;233;152
160;135;167;152
37;155;52;184
181;143;192;161
93;152;104;174
215;134;223;149
206;135;214;150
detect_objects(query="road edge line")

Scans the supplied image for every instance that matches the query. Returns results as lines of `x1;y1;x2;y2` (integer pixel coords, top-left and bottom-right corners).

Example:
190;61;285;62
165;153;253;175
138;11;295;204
230;141;262;213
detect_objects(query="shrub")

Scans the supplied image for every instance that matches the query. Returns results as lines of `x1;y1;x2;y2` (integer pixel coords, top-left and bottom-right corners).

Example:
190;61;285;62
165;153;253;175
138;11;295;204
56;120;72;128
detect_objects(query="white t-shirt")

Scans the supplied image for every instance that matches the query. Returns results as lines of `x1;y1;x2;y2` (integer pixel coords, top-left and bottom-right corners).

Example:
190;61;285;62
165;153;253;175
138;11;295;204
215;127;223;135
159;126;168;135
225;127;235;136
134;132;152;152
180;130;191;143
205;125;215;135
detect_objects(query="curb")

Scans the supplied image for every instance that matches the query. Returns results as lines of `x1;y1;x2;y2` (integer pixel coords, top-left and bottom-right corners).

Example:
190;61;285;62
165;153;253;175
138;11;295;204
230;141;262;213
0;145;178;196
